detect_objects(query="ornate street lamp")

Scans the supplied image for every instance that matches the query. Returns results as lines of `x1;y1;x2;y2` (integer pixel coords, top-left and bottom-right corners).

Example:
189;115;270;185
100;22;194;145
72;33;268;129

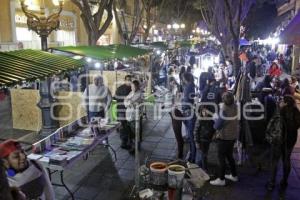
20;0;63;51
19;0;64;136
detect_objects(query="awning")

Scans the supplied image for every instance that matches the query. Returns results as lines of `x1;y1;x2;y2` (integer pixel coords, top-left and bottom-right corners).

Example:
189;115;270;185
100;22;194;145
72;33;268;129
280;11;300;44
52;44;151;60
150;42;168;50
0;49;84;87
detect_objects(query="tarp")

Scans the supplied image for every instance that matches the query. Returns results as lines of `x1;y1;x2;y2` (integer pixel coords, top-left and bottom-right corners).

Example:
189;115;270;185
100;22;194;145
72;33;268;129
52;44;151;60
240;38;251;46
280;11;300;44
0;49;84;87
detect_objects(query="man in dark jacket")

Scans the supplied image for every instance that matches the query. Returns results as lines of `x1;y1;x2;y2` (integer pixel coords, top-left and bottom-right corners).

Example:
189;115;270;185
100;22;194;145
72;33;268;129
115;75;132;149
199;67;215;96
201;78;222;114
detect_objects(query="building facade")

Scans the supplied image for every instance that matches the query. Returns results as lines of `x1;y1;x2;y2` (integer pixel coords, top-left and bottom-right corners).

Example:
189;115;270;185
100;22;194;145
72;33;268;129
0;0;159;51
277;0;300;71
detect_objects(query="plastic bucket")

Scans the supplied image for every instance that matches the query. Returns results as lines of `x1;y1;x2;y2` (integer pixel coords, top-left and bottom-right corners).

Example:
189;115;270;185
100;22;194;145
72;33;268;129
149;162;167;186
167;165;185;188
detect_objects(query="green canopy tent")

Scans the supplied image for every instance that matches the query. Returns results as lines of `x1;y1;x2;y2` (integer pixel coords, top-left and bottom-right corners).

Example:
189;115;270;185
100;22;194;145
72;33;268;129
176;40;194;48
0;49;84;87
149;42;169;51
51;44;152;60
50;45;153;121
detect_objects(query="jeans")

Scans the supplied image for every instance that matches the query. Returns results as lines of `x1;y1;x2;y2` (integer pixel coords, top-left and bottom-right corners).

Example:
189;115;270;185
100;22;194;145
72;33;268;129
120;120;134;146
217;140;237;180
196;141;211;170
169;109;184;159
183;115;196;163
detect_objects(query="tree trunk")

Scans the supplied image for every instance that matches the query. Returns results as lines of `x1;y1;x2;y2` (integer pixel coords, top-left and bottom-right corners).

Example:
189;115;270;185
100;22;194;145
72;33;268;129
88;32;99;46
143;28;150;43
233;39;241;76
221;43;232;60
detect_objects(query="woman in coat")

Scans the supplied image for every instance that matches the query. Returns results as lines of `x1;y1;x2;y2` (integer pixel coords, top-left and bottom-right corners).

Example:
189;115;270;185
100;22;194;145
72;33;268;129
210;92;239;186
267;95;300;190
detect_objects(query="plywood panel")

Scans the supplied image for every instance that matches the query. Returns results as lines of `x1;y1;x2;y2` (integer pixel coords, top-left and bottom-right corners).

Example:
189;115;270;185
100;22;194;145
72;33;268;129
11;89;42;131
55;91;86;127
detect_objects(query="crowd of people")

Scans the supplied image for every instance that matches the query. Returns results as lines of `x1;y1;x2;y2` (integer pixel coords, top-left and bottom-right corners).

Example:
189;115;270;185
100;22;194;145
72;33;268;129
1;44;300;199
163;45;300;190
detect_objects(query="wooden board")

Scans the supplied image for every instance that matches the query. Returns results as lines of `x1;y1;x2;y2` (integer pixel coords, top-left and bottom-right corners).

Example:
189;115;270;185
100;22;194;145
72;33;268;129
55;91;86;127
11;89;42;131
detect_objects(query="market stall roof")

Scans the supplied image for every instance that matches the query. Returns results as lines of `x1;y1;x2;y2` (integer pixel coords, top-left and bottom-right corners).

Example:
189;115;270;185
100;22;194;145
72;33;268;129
52;44;151;60
176;40;194;48
0;49;84;87
150;42;168;50
280;11;300;44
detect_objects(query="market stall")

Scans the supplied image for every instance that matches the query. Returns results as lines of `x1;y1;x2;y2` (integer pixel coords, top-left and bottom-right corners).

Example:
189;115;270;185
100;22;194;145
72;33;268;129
0;49;122;199
51;44;153;95
0;49;85;131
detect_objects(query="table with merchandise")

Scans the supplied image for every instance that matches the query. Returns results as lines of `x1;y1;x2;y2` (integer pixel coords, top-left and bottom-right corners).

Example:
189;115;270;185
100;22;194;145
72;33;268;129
27;117;120;200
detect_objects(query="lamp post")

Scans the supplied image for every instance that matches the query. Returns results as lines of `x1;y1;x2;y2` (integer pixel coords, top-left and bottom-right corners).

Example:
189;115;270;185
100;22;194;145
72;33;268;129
20;0;63;51
20;0;64;136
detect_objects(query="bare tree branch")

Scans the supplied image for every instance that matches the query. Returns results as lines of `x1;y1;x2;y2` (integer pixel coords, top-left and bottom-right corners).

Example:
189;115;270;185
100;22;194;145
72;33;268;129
71;0;114;45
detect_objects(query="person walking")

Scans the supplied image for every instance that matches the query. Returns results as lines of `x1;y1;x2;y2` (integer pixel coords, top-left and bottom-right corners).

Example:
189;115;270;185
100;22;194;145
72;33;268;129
194;106;215;171
210;92;239;186
182;72;196;163
266;95;300;191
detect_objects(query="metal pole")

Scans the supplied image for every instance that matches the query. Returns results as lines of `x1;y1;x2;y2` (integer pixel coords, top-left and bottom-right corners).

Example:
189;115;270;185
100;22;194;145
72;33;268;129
41;35;48;51
38;34;58;136
86;64;90;123
134;106;140;191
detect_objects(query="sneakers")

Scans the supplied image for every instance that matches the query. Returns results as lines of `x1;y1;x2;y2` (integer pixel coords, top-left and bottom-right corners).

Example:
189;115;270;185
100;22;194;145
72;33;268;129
210;178;226;186
225;174;239;182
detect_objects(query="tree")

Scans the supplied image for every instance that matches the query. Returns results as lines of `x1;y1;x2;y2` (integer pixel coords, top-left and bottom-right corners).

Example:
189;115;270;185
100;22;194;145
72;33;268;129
113;0;145;44
141;0;162;42
71;0;114;45
194;0;255;74
245;1;277;39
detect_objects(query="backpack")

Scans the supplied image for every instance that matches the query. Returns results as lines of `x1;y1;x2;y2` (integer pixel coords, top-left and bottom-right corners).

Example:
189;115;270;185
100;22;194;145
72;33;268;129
265;108;283;145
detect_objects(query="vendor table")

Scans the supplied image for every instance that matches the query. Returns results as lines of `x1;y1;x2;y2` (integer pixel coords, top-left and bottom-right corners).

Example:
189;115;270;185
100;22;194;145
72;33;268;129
28;118;120;200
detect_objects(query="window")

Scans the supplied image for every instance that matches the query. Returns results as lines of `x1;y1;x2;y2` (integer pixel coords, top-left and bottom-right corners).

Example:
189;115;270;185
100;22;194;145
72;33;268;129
56;30;76;46
16;27;33;41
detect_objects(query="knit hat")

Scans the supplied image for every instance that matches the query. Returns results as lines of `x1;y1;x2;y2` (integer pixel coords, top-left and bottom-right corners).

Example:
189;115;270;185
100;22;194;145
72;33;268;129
0;140;21;158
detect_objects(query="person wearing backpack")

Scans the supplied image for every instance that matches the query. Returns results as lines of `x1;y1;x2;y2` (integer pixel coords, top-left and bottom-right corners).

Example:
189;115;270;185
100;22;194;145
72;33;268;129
193;106;215;171
266;95;300;191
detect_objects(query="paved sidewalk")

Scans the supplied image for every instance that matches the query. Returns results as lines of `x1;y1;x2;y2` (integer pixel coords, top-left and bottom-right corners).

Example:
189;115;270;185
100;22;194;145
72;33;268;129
1;96;300;200
50;110;300;200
